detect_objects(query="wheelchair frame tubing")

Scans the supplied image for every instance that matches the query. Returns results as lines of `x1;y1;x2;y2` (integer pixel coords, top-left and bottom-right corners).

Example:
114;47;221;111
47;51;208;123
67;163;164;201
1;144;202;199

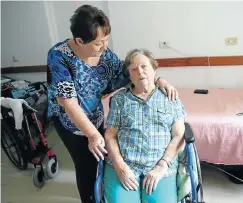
94;160;104;203
186;143;198;203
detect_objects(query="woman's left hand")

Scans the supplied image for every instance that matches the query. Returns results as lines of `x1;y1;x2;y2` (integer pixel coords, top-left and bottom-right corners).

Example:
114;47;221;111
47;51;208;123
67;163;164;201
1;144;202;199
143;162;168;195
157;79;179;101
163;83;178;101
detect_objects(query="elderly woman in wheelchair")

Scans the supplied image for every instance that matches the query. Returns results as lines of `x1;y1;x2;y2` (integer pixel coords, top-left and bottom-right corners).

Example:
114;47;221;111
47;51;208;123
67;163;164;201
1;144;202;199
100;48;197;203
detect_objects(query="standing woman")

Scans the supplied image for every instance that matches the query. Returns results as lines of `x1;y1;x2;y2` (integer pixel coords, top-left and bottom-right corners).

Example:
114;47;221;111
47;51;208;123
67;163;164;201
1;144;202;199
47;4;178;203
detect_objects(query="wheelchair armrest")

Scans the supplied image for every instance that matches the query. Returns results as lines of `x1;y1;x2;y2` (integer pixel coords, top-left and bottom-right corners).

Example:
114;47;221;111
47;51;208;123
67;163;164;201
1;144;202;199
184;123;195;144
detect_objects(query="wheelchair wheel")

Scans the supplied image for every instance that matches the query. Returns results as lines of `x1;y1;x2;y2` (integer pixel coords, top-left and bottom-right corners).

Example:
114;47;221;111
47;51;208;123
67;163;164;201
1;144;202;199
32;167;45;188
1;121;28;170
46;158;59;179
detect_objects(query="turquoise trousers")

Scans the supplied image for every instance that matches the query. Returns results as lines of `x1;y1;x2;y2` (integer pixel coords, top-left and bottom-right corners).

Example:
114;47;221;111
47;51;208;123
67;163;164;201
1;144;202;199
104;164;177;203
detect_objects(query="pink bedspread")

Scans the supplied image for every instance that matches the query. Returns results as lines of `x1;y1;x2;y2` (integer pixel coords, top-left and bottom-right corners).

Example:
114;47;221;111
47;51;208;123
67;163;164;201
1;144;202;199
102;88;243;165
178;88;243;165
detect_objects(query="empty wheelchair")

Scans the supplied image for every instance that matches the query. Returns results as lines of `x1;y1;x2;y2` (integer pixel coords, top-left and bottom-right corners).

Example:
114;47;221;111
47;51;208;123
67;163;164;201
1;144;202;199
1;103;59;188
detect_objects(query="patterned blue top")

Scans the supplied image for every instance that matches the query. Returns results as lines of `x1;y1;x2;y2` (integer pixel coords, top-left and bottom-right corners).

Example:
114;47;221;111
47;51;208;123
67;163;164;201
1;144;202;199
106;84;187;177
47;39;129;135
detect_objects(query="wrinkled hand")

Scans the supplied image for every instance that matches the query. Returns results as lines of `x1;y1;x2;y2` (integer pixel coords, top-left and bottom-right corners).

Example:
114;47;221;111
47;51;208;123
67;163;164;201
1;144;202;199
116;162;139;191
161;83;179;102
88;133;107;161
143;162;168;195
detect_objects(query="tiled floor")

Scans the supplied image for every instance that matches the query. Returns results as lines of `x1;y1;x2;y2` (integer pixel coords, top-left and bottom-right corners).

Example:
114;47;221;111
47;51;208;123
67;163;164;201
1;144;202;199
1;126;243;203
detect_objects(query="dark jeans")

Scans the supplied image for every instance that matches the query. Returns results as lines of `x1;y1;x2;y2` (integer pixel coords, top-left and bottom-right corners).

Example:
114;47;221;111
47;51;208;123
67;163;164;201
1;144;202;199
52;117;104;203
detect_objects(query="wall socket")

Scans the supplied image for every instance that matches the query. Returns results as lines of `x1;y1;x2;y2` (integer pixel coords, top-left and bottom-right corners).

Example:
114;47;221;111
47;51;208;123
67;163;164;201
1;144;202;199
225;37;238;46
12;56;19;62
159;41;169;49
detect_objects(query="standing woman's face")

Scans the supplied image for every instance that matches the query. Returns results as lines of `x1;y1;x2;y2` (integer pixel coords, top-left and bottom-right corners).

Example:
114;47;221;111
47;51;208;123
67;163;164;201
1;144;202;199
76;27;109;57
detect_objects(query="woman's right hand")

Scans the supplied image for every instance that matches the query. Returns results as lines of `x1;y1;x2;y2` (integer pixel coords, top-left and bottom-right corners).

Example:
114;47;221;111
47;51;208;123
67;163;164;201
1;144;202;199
115;162;139;191
88;132;108;161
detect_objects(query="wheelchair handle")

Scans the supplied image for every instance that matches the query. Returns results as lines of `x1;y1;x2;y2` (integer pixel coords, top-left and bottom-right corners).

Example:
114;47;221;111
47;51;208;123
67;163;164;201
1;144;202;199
184;123;195;144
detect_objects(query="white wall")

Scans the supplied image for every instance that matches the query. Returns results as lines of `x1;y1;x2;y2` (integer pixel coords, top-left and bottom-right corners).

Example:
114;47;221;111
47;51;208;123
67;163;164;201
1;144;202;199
1;1;112;68
1;1;112;82
107;1;243;88
108;1;243;59
156;66;243;88
1;1;52;67
1;1;243;87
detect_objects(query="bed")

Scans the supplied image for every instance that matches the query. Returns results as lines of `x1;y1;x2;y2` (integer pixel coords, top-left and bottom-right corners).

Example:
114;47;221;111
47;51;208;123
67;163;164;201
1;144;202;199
102;88;243;166
177;88;243;165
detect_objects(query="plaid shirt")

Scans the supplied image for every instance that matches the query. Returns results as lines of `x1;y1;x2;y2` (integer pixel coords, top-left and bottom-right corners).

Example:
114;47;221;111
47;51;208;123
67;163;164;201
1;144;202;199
106;84;187;177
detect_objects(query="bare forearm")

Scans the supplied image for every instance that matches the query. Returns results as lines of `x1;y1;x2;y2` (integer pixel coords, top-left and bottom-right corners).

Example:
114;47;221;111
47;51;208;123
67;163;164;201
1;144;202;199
158;121;185;166
57;98;99;137
159;135;184;166
105;129;125;169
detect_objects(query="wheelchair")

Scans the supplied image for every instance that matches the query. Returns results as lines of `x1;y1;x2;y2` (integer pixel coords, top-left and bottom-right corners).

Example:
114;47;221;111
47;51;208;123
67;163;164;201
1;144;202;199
1;103;59;188
94;123;205;203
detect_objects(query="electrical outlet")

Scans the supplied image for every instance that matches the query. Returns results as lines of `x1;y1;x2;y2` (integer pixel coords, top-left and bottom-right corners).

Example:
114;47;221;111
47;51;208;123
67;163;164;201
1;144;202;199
12;56;19;62
225;37;238;46
159;41;169;49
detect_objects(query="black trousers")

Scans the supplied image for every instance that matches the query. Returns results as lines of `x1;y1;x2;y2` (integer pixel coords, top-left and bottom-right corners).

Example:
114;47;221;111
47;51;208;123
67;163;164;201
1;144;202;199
53;117;104;203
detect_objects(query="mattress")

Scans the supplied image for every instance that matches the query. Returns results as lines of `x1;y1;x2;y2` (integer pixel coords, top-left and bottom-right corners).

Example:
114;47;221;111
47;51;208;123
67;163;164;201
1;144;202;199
178;88;243;165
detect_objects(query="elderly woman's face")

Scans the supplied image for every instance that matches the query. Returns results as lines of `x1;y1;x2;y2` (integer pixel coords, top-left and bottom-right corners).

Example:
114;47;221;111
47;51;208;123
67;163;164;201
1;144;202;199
128;54;156;88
